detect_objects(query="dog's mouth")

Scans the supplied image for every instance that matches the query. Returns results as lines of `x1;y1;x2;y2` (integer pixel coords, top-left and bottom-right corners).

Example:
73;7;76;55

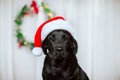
56;52;64;58
55;52;64;62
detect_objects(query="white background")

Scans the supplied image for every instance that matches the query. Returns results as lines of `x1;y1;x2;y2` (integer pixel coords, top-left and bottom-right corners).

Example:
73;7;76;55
0;0;120;80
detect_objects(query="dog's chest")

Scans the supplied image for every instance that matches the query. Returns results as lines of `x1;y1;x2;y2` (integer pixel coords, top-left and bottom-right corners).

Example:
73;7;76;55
47;66;73;80
50;66;64;75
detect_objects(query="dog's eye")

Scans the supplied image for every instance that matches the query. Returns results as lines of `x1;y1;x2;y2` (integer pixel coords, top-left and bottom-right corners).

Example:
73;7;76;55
62;34;68;40
50;34;56;41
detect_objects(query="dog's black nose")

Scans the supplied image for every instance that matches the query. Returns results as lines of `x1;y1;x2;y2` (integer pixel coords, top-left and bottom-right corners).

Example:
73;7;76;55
56;48;63;54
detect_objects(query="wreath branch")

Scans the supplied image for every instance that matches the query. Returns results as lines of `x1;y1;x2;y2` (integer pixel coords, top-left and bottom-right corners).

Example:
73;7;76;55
15;1;54;50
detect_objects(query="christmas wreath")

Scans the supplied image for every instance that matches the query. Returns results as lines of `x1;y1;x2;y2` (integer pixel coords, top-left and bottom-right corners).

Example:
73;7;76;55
15;1;54;50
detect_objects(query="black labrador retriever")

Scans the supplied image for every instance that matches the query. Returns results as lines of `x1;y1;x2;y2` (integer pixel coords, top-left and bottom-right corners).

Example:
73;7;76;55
42;29;89;80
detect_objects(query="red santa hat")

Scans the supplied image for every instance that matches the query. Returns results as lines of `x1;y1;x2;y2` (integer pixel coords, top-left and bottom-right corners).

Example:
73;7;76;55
32;16;75;56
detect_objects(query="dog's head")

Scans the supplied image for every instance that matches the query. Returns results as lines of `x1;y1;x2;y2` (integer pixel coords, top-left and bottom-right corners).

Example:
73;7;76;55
42;30;78;62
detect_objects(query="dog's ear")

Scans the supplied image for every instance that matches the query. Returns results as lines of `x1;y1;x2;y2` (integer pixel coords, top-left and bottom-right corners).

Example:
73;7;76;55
68;36;78;55
42;38;52;55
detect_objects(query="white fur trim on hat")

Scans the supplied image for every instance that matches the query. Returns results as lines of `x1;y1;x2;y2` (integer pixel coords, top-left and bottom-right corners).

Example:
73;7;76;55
32;47;43;56
41;19;75;41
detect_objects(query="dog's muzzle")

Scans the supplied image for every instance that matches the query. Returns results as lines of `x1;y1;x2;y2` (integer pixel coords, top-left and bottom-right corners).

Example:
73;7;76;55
56;47;64;58
56;47;63;53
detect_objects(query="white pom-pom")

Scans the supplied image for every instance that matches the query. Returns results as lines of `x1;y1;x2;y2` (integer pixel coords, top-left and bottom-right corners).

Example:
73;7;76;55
32;47;43;56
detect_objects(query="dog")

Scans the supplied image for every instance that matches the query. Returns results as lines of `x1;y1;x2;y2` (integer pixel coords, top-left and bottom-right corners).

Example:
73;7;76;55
41;29;89;80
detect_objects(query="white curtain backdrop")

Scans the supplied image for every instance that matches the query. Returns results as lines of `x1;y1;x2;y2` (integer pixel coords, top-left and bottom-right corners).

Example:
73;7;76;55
0;0;120;80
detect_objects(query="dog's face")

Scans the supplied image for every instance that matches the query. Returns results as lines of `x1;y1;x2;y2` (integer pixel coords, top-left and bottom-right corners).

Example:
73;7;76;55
42;30;78;62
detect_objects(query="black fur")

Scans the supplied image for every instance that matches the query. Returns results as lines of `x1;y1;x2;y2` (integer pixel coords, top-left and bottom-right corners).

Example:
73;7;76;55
42;30;89;80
